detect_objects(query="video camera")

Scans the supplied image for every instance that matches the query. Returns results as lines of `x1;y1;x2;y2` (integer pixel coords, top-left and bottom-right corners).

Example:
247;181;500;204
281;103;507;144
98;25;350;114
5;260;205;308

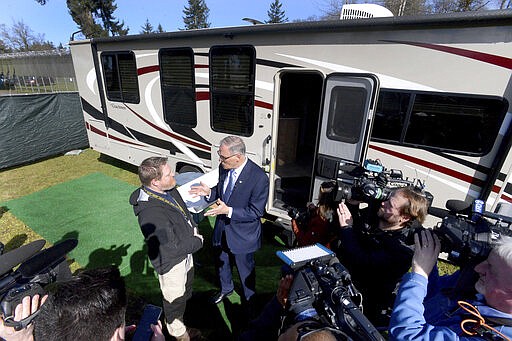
0;239;77;330
428;200;512;266
333;159;432;203
277;245;384;341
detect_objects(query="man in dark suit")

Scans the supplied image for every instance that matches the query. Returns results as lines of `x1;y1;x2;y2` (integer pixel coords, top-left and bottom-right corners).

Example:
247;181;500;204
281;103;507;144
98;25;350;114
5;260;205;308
190;136;269;307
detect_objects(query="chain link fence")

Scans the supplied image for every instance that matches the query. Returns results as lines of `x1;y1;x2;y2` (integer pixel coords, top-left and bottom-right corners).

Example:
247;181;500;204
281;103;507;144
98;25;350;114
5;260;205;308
0;49;78;95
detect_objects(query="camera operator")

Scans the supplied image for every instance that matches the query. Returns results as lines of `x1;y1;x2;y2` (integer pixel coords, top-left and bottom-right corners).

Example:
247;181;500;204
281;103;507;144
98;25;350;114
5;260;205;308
0;295;46;341
335;187;428;327
1;266;164;341
389;230;512;340
239;275;338;341
291;181;338;249
33;266;164;341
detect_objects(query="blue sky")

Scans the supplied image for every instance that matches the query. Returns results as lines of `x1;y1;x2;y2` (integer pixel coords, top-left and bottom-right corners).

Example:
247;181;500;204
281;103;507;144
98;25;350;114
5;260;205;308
1;0;327;47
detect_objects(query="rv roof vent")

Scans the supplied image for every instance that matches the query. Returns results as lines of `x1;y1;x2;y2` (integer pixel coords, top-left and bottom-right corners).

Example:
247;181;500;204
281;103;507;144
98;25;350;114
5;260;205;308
340;4;394;20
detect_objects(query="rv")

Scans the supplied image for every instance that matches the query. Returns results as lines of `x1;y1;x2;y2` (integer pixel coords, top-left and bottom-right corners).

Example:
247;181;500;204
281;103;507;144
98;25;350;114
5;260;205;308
70;10;512;231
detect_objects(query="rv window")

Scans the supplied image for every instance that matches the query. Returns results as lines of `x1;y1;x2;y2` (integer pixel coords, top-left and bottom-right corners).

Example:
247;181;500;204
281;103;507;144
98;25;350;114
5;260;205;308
209;45;255;136
327;86;367;144
372;90;508;155
159;48;196;128
101;52;139;104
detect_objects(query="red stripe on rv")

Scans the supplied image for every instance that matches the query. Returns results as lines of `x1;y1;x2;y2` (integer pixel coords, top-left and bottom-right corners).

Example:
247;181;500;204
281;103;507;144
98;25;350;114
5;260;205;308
368;144;485;188
390;41;512;70
255;100;273;110
107;133;146;147
196;91;210;101
138;65;160;75
195;64;208;68
88;124;107;137
87;124;145;146
123;104;211;151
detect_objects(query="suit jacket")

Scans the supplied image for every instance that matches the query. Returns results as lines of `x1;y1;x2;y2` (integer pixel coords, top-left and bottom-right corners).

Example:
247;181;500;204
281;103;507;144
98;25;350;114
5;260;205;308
211;158;269;254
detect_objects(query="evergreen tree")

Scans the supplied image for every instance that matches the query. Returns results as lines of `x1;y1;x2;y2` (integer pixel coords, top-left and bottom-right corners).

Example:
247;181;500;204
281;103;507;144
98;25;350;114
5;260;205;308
183;0;210;29
140;19;154;34
65;0;128;38
157;24;165;33
266;0;288;23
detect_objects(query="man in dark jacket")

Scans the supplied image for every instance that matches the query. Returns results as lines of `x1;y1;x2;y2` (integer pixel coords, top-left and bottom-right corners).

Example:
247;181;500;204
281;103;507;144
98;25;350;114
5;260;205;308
129;157;203;341
336;187;428;327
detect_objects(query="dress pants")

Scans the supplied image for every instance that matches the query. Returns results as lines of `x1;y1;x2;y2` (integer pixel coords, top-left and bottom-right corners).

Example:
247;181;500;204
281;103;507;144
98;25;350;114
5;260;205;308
217;233;256;301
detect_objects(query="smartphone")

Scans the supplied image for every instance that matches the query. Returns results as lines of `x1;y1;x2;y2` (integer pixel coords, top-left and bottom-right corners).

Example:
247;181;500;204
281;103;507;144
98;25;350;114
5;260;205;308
132;304;162;341
207;200;220;208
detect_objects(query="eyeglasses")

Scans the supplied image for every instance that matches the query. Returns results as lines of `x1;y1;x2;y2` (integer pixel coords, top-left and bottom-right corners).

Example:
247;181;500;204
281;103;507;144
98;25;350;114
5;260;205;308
217;150;239;161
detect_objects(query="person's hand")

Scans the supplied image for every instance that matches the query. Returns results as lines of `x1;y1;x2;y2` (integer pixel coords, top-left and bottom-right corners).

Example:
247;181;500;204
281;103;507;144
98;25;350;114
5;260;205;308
150;320;165;341
189;182;211;197
411;229;441;279
0;294;47;341
277;274;294;308
337;202;353;228
204;200;229;216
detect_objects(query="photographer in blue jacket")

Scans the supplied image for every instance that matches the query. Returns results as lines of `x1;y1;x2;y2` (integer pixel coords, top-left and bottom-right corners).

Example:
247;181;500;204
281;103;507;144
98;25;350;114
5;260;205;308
389;230;512;340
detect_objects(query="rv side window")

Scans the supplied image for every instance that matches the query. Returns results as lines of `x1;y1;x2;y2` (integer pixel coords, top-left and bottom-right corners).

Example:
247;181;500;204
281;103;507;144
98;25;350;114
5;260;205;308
372;90;508;155
101;52;139;104
159;48;196;128
209;45;255;137
327;86;368;143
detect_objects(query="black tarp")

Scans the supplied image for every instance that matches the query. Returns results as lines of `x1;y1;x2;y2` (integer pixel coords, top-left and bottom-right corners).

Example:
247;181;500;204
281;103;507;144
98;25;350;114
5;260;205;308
0;93;88;169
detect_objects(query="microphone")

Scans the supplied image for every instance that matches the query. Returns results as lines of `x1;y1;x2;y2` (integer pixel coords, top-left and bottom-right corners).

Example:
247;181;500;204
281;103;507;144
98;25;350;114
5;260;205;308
483;211;512;225
0;240;46;278
17;239;78;278
428;206;451;219
446;200;472;214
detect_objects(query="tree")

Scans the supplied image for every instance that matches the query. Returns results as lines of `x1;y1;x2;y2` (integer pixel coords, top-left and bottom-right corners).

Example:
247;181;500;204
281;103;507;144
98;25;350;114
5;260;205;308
430;0;489;12
183;0;210;29
0;20;53;52
318;0;344;20
157;24;165;33
37;0;128;38
140;19;154;34
384;0;430;15
266;0;288;23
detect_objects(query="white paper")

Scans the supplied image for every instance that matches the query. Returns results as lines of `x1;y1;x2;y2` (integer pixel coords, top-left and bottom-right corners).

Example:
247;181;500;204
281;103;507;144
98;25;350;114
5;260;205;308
177;168;219;213
281;244;332;264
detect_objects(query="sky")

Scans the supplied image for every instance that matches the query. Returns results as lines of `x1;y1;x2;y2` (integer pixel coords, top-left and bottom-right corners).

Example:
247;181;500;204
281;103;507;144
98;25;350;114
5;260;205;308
1;0;328;48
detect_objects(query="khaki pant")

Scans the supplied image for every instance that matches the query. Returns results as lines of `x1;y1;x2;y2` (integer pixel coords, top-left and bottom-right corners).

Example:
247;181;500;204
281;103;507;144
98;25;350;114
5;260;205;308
158;254;194;337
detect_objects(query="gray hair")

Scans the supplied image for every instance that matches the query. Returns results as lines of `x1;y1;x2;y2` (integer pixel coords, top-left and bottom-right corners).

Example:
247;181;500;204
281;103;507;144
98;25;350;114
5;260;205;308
494;235;512;268
220;136;246;155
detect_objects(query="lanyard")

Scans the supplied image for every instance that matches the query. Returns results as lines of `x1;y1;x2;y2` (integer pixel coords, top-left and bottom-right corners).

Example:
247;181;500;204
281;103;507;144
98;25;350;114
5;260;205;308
142;187;190;223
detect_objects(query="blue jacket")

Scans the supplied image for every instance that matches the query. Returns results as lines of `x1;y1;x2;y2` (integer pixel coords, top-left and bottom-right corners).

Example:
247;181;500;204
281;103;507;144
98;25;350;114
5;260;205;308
389;271;512;340
210;159;269;254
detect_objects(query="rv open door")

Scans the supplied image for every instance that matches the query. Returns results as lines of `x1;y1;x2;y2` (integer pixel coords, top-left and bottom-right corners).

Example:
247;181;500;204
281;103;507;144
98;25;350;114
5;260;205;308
312;73;380;201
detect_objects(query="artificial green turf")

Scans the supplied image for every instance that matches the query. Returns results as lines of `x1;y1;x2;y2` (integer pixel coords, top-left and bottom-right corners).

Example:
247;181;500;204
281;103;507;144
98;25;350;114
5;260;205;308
1;172;285;338
0;172;161;295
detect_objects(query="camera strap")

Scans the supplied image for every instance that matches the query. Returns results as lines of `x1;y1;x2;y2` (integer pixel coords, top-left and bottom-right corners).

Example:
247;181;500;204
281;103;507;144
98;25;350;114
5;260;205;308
3;309;41;331
458;301;512;341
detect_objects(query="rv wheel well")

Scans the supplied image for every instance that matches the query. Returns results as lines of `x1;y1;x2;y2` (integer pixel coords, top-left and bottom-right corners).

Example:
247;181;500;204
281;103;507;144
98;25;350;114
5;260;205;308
177;164;203;174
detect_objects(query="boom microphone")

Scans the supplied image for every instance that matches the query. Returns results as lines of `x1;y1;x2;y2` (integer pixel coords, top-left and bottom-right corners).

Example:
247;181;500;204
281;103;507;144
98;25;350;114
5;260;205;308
446;200;472;214
17;239;78;278
428;206;451;219
0;240;46;278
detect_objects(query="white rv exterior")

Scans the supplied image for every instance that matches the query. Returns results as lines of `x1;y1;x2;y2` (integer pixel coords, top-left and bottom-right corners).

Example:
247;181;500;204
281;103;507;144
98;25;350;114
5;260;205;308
70;10;512;229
